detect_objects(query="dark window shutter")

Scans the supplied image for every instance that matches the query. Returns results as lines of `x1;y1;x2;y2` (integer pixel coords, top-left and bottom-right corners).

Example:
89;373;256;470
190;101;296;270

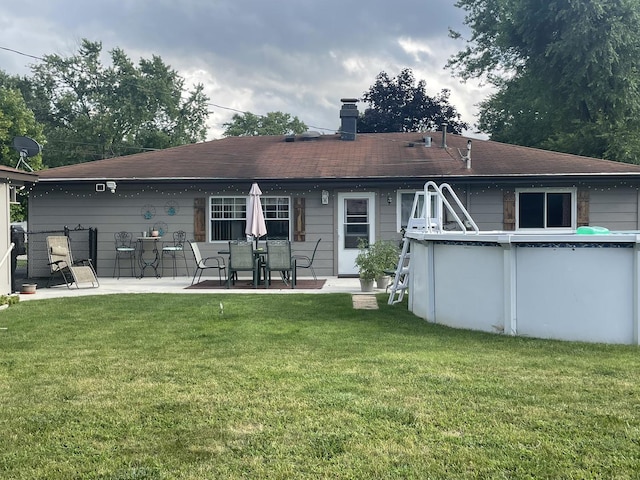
577;188;589;227
294;197;305;242
503;190;515;230
194;198;206;241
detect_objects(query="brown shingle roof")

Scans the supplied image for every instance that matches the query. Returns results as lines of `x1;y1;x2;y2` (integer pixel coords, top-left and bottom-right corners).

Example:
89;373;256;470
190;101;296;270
0;165;39;183
36;132;640;182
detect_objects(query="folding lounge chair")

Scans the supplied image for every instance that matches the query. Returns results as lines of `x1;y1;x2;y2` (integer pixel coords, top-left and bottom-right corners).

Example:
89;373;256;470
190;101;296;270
46;235;99;289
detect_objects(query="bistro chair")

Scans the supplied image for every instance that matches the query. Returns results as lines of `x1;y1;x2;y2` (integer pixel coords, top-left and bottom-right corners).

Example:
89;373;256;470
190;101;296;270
113;231;136;278
264;239;296;289
292;238;321;282
188;240;226;285
161;230;189;278
46;235;99;289
227;240;258;288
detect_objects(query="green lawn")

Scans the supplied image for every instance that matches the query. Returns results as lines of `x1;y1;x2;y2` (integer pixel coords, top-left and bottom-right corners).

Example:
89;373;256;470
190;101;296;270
0;294;639;479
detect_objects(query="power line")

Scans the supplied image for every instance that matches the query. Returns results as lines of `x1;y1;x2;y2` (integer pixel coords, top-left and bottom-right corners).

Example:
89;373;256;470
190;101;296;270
1;44;340;133
0;46;44;62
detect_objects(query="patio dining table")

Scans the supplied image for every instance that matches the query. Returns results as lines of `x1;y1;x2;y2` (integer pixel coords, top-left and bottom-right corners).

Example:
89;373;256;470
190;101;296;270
219;247;296;287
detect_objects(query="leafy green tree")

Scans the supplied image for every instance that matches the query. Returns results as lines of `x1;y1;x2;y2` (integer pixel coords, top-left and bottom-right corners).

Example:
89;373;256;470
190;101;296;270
0;85;45;170
27;39;209;167
448;0;640;163
358;68;468;134
222;111;307;136
0;74;46;221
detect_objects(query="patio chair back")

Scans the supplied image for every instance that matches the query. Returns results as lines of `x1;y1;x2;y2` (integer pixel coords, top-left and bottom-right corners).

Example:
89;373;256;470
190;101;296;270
229;241;255;270
115;231;134;250
264;239;295;288
227;240;257;287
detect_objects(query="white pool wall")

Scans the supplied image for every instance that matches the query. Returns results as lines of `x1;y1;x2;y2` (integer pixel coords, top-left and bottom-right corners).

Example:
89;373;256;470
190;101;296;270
406;231;640;345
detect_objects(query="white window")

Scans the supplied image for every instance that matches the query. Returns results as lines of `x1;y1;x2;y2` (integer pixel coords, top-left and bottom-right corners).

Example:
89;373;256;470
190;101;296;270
396;190;424;232
516;188;576;230
209;196;291;241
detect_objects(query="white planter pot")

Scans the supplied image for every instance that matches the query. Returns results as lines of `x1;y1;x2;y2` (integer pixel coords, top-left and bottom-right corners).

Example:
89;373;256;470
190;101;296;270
359;278;375;292
21;283;37;294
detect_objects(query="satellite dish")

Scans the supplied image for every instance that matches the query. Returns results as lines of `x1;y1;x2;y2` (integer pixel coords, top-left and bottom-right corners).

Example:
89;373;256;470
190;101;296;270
12;136;41;172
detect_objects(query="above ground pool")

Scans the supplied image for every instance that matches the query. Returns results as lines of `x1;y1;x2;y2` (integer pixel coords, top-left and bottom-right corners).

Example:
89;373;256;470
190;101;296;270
405;230;640;345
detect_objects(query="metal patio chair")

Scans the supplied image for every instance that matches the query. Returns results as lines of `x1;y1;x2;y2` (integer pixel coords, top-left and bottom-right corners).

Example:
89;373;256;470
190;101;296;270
189;241;226;285
161;230;190;278
113;231;136;278
46;235;99;289
227;240;258;288
264;239;296;289
292;238;321;282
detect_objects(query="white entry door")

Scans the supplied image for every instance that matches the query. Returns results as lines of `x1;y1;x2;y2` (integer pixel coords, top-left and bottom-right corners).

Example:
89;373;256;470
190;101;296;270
337;192;376;275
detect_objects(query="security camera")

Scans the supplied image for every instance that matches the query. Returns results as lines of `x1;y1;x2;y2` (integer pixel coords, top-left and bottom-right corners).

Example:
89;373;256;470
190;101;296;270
106;181;117;194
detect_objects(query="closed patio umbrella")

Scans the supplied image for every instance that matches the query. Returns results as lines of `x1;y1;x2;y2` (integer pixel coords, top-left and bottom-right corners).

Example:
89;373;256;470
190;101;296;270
246;182;267;247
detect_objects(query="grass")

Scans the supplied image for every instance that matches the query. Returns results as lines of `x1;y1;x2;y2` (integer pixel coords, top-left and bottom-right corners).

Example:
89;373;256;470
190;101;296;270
0;293;639;479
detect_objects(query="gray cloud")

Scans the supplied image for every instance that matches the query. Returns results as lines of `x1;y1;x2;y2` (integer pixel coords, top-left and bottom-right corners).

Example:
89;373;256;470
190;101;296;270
0;0;491;138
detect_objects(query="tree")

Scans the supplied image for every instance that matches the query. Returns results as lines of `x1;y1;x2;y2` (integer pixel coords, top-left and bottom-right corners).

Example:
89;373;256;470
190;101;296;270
222;111;307;137
27;39;209;167
448;0;640;163
0;74;46;221
0;85;45;170
358;68;468;134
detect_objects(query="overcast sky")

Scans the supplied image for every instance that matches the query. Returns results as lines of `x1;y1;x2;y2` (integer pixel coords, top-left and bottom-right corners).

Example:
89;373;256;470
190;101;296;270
0;0;492;139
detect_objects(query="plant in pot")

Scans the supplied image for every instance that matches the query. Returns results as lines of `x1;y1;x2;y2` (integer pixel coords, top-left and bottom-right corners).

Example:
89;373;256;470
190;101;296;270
354;239;377;292
369;240;400;289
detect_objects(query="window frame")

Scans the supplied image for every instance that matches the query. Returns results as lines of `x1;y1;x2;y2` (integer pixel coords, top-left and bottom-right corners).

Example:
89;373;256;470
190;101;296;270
515;187;577;232
396;189;423;232
208;195;292;242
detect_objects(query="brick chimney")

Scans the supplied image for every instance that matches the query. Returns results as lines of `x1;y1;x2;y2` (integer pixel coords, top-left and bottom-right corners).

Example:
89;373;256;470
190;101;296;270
339;98;359;141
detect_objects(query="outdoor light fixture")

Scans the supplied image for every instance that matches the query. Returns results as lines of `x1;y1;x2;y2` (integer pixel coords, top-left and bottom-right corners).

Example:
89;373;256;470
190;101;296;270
321;190;329;205
106;181;117;194
387;193;393;205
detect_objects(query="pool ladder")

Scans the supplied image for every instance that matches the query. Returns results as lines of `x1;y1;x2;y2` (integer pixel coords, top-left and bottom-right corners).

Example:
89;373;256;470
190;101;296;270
388;182;479;305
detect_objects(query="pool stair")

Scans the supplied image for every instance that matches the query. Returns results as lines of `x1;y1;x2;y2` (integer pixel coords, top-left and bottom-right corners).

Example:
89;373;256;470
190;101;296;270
388;182;479;305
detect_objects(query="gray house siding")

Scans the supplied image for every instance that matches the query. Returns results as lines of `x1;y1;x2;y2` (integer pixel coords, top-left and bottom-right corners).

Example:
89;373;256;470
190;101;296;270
589;187;640;231
379;191;400;242
28;183;344;279
27;180;640;280
467;187;505;231
298;193;334;278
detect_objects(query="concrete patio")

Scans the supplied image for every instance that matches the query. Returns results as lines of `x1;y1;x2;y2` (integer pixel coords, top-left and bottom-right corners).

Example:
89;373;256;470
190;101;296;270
15;275;367;301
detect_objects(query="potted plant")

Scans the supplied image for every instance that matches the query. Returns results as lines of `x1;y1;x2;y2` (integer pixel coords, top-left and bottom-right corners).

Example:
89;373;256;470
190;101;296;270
354;239;377;292
369;240;400;289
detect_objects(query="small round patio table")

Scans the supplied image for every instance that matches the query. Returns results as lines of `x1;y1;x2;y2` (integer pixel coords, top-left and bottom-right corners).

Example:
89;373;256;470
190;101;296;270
137;237;162;278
